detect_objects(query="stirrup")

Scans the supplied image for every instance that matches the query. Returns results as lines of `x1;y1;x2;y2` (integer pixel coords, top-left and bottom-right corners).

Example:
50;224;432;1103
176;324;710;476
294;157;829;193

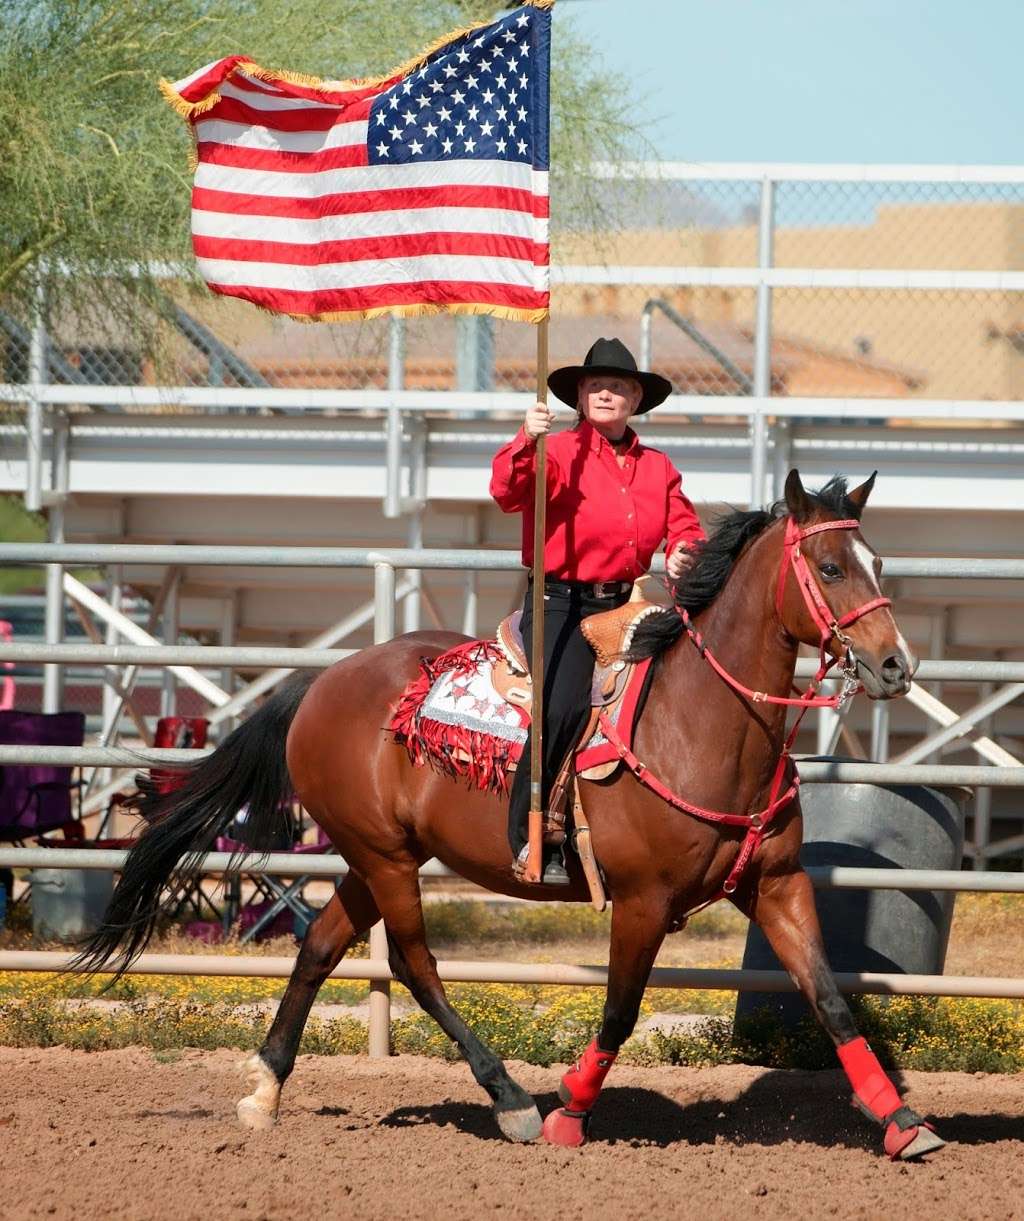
514;844;570;886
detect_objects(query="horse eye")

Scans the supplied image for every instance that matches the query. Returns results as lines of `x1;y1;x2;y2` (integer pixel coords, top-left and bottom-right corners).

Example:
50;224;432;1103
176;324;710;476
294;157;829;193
819;563;843;582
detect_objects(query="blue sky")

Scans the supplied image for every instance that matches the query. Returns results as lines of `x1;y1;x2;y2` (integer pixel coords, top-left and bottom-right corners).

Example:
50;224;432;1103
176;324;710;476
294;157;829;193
559;0;1021;164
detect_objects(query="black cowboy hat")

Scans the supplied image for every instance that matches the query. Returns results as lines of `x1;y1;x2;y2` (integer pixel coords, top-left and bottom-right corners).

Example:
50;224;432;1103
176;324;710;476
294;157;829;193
547;336;673;415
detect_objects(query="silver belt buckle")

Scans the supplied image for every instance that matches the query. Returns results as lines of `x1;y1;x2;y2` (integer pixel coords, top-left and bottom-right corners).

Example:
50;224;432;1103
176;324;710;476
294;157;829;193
594;581;617;598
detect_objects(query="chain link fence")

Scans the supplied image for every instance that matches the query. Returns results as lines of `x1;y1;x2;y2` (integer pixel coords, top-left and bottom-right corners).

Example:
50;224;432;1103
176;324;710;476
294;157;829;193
1;168;1021;404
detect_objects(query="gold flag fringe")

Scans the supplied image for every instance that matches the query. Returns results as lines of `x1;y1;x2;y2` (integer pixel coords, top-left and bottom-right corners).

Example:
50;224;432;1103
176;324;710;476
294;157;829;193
240;298;548;326
158;76;222;120
159;0;553;114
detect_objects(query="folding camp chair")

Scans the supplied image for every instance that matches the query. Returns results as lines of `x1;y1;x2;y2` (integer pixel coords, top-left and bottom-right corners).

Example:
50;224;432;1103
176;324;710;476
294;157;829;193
0;710;86;845
101;715;216;921
0;709;86;915
216;808;331;943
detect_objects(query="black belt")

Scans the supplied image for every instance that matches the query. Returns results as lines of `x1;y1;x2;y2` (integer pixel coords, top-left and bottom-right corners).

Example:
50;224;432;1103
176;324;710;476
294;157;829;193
531;576;633;600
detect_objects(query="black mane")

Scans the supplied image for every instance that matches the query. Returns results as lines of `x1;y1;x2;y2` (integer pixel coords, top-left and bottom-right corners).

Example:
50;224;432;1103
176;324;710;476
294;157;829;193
627;476;858;662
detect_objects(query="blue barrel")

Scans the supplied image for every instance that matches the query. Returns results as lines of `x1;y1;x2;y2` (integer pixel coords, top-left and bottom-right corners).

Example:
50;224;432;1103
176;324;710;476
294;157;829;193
735;767;968;1025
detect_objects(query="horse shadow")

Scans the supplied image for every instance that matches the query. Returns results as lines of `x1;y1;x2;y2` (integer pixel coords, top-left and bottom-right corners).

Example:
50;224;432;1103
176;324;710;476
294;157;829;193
379;1073;1021;1150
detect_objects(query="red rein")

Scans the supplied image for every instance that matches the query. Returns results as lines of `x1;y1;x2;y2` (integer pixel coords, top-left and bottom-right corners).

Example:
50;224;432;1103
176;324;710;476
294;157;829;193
600;515;892;911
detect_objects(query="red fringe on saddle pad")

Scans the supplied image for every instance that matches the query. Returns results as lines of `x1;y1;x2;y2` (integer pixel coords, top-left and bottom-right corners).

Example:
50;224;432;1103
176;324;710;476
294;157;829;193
389;640;518;796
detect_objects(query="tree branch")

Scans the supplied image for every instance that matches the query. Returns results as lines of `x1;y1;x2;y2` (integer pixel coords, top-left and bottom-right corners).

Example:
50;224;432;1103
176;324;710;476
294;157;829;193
0;226;65;299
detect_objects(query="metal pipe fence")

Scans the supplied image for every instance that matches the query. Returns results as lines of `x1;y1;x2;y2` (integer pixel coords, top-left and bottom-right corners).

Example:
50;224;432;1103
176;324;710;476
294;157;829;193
2;538;1023;1054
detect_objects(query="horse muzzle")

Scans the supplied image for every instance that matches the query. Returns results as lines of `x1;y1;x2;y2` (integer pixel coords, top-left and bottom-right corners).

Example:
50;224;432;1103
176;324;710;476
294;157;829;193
855;647;915;699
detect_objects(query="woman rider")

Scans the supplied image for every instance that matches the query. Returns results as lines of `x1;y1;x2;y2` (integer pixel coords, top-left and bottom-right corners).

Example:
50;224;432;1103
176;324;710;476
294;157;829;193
490;337;706;884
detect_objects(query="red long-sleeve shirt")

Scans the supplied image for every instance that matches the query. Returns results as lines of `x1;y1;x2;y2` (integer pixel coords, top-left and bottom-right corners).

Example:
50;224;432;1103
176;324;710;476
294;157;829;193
490;419;705;583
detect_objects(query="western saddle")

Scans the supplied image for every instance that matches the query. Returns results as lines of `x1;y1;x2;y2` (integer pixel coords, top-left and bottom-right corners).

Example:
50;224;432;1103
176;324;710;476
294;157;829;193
492;582;665;848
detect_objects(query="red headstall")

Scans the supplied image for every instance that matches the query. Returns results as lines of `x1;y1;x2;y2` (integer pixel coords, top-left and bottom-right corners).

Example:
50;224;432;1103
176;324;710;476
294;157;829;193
600;514;894;922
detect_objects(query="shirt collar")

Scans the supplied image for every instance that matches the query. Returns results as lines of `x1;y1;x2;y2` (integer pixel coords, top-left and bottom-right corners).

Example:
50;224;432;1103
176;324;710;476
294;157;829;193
579;418;641;457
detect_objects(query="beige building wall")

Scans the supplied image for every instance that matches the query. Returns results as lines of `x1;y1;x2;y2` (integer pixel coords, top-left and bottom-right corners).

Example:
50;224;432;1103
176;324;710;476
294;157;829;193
554;203;1024;400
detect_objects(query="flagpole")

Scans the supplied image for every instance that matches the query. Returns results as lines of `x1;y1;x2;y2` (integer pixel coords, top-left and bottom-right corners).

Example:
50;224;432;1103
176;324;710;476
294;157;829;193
525;316;549;884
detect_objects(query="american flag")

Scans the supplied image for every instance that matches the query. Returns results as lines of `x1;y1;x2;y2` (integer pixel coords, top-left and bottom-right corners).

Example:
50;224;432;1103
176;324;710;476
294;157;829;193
162;1;551;323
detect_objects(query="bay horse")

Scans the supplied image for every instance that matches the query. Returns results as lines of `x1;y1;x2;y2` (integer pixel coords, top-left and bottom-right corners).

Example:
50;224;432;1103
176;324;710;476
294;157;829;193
76;470;944;1160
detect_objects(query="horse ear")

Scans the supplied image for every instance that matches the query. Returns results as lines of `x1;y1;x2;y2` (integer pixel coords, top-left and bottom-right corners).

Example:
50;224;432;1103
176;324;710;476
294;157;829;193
847;470;877;518
784;469;812;522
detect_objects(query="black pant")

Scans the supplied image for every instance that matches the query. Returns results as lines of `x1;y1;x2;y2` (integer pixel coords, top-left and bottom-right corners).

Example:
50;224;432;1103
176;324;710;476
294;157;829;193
507;579;631;855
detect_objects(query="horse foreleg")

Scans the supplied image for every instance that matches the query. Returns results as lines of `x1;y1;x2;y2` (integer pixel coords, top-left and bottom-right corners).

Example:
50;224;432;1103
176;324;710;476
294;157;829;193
748;868;944;1161
369;860;542;1143
543;894;668;1147
237;873;379;1130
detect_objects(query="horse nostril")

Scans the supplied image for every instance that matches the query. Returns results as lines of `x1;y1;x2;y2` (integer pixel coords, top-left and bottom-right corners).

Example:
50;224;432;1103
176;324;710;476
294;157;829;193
881;655;908;686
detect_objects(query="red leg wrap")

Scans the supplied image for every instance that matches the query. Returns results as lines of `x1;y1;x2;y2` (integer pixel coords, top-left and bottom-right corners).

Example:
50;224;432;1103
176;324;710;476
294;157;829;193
836;1036;901;1122
558;1039;617;1113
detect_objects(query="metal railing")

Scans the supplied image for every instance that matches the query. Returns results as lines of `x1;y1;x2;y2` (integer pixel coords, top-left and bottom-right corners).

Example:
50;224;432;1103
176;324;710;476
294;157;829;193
4;162;1024;513
2;541;1023;1053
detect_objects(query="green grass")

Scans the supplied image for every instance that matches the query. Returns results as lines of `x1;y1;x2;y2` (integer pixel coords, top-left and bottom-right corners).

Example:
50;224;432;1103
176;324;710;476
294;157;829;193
3;988;1023;1073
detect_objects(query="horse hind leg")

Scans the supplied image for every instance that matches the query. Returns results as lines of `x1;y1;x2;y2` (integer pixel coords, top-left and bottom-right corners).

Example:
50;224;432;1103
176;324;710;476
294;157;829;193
371;858;542;1143
747;868;945;1161
237;872;379;1130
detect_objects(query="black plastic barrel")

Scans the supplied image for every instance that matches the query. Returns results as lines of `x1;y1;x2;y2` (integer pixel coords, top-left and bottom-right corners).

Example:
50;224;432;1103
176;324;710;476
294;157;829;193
735;763;968;1026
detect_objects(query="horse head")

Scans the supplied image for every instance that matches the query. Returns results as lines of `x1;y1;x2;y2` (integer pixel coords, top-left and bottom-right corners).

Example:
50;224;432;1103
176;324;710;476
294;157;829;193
778;469;916;699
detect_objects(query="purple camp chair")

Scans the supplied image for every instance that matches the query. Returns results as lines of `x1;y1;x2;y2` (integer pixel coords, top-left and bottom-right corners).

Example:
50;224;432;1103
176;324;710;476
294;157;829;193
0;710;86;843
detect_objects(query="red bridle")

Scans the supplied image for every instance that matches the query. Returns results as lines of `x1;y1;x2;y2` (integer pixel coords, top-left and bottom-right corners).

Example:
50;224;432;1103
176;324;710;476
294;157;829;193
597;514;894;921
679;515;891;709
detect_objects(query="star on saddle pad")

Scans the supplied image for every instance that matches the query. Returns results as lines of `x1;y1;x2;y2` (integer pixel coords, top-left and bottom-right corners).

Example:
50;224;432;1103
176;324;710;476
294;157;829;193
389;637;653;796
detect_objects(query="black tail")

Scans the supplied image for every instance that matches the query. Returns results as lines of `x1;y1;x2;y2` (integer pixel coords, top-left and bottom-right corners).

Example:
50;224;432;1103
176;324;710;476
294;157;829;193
72;672;315;979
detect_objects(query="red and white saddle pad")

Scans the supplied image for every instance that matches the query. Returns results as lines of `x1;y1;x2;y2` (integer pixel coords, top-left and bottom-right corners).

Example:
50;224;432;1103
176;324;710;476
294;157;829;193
389;640;651;794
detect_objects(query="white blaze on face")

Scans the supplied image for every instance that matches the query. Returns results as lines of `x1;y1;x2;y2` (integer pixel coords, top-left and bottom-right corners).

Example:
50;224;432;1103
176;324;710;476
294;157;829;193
850;538;881;595
850;536;913;666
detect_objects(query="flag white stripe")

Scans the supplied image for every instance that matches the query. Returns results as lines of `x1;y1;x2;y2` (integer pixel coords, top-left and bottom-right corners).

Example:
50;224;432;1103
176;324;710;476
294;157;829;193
172;60;223;94
194;159;548;198
195;117;368;153
197;254;548;293
192;207;548;245
217;79;346;113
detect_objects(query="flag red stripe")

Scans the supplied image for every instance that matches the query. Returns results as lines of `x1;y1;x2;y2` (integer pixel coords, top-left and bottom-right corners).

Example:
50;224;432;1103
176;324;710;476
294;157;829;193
206;279;547;314
196;141;369;172
227;70;394;107
208;94;373;132
178;56;247;102
192;231;547;266
192;184;549;220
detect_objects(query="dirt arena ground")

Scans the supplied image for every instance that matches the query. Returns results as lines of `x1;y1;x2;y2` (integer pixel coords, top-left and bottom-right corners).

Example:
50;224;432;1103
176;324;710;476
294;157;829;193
1;1048;1021;1220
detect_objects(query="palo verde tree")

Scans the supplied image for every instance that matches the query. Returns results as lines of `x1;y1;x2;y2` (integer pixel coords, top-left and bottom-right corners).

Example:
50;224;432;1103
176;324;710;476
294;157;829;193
1;0;652;360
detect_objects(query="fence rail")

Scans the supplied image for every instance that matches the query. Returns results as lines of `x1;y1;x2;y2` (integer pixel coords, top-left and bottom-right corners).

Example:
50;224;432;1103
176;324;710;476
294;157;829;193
3;950;1024;1001
0;747;1019;788
2;543;1024;580
3;847;1024;894
4;643;1024;684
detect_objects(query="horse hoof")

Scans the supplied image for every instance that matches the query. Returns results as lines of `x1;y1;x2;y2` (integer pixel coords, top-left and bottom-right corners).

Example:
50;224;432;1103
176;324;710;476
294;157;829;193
542;1106;589;1148
237;1097;277;1130
495;1102;543;1143
886;1121;945;1161
236;1054;281;1131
